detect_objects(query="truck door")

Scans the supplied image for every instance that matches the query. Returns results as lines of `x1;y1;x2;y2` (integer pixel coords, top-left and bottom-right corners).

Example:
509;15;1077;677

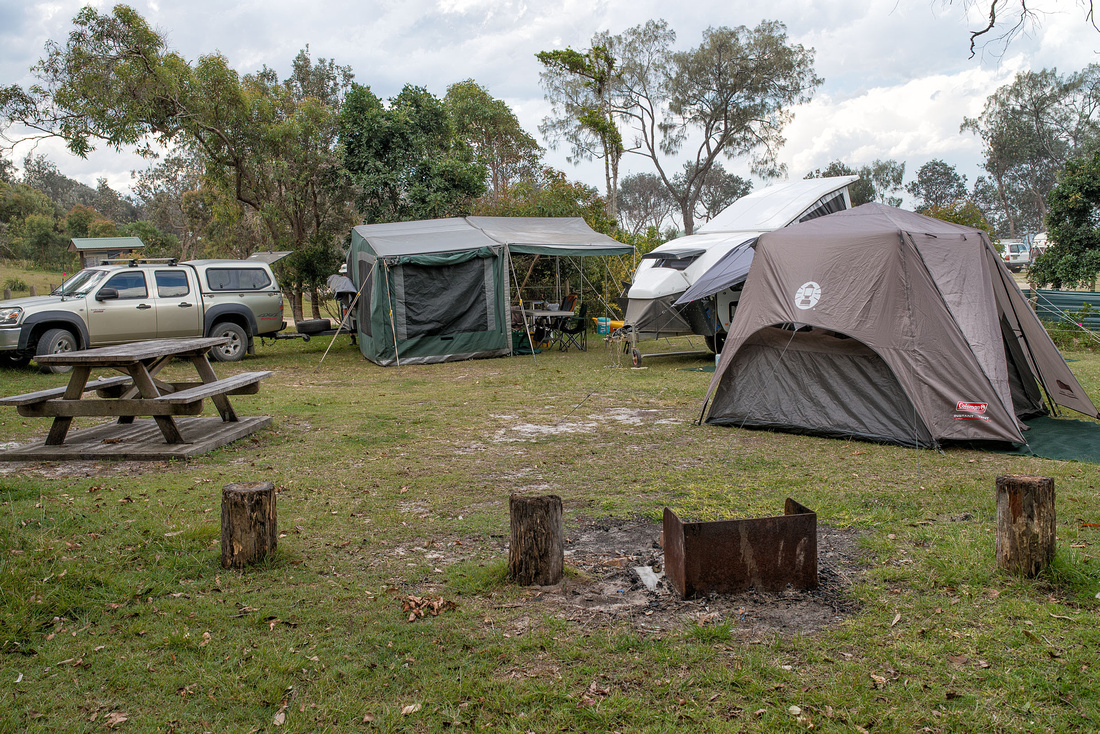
153;269;201;338
87;271;158;345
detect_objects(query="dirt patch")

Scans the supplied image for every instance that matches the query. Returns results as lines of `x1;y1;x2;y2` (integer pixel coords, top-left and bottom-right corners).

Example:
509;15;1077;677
515;519;865;638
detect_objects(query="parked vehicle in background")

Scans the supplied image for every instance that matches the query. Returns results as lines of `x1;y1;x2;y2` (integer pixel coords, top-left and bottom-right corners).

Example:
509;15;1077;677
0;258;286;372
1030;232;1049;262
1002;239;1029;272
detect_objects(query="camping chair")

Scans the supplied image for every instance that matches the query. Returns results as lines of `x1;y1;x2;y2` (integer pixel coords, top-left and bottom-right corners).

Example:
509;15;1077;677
558;302;588;352
542;293;578;348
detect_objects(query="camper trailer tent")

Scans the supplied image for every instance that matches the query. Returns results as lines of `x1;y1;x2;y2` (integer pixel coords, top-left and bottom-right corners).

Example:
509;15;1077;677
703;204;1099;448
348;217;633;366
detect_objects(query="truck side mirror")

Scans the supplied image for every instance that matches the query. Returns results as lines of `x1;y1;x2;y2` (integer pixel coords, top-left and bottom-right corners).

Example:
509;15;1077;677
95;287;119;301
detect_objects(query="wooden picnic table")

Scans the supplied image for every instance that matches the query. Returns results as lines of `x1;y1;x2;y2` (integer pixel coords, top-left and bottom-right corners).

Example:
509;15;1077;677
1;337;271;447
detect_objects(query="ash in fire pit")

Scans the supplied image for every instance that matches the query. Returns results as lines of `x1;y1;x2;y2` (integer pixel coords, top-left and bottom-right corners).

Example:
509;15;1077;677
529;518;864;637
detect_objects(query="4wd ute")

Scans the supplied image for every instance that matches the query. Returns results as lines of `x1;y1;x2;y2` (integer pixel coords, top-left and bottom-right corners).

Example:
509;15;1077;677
0;259;285;372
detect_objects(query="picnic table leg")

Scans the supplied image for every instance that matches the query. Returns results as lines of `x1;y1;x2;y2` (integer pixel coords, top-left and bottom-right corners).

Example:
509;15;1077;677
117;356;174;423
127;364;187;444
45;366;92;445
189;355;239;422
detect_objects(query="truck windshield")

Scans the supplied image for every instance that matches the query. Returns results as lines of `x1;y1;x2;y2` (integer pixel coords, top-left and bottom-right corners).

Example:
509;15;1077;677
53;269;108;297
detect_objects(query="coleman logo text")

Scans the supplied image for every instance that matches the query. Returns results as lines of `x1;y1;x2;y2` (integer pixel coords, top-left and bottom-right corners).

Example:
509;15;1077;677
955;402;987;414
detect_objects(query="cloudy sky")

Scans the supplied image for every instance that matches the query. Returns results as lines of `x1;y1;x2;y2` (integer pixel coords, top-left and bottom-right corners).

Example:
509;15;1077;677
2;0;1099;209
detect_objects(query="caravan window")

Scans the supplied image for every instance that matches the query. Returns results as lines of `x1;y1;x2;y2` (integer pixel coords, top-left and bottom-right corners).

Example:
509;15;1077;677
642;248;706;271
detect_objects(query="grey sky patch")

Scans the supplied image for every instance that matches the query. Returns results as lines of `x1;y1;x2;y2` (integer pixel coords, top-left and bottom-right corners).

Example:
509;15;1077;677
1;0;1098;215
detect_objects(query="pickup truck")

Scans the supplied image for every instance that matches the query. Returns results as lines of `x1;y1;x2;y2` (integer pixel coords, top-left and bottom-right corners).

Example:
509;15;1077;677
0;258;285;372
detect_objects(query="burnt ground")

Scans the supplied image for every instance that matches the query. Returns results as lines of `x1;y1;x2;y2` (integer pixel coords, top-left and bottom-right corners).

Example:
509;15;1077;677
484;519;866;638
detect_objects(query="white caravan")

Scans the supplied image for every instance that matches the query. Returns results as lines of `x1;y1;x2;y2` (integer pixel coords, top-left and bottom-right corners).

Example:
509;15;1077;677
623;176;858;353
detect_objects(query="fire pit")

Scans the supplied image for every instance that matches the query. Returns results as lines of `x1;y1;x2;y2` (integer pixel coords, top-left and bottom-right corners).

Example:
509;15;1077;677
663;498;818;598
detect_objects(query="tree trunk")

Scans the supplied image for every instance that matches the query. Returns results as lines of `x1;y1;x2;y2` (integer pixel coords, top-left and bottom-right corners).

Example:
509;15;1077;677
310;287;322;319
290;289;305;323
680;199;695;236
221;481;277;569
508;494;564;585
996;475;1055;577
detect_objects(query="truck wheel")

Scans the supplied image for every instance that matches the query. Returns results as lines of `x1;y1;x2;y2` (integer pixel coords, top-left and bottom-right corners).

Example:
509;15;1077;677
210;322;248;362
36;328;77;374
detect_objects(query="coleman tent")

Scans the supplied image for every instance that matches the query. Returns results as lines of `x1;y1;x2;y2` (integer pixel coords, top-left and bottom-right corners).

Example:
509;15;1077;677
348;217;632;366
702;204;1099;448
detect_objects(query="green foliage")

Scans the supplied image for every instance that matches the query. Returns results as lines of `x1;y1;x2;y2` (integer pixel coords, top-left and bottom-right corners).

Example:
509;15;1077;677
675;161;752;225
118;219;179;258
963;65;1100;237
445;80;542;202
908;159;968;212
2;276;28;291
474;168;613;232
805;159;907;208
923;200;996;241
1040;303;1098;351
617;172;676;235
1032;148;1100;289
2;8;356;315
341;83;486;224
537;40;623;219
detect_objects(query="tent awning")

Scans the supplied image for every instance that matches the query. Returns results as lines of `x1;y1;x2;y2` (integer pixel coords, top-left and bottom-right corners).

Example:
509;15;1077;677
352;216;634;259
673;239;757;305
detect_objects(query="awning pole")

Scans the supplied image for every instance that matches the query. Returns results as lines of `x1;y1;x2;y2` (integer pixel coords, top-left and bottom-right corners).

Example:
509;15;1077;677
508;248;538;365
382;260;402;373
316;260;375;371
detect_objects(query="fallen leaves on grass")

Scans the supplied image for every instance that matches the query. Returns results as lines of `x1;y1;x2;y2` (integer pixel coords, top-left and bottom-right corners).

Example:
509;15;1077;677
401;703;422;715
401;595;458;622
579;681;609;707
104;711;128;728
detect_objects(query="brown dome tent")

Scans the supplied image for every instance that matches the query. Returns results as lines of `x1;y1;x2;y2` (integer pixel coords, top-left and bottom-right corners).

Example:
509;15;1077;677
702;204;1099;448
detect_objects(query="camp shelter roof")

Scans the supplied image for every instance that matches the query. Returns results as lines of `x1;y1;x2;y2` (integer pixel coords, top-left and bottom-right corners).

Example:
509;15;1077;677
352;219;499;258
697;175;858;234
352;217;632;260
467;216;633;256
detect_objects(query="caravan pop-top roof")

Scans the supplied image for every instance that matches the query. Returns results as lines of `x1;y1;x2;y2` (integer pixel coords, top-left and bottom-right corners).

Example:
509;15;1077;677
697;175;858;234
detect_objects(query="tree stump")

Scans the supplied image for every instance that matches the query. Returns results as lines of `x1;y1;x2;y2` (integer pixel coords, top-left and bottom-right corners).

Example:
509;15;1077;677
221;481;277;569
508;494;564;585
996;475;1055;577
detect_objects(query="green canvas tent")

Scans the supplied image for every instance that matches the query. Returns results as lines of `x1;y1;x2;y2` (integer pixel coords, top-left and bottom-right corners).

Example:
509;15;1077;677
348;217;633;366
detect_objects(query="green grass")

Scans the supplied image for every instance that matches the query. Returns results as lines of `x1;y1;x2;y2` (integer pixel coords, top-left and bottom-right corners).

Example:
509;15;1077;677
0;262;1099;731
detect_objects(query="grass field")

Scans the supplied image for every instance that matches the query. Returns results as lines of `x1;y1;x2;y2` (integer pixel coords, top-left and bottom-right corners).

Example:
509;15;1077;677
1;264;1099;732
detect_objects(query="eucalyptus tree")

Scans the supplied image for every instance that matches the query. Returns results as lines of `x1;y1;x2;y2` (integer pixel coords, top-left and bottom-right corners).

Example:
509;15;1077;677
804;159;905;207
962;65;1100;237
617;171;676;235
0;5;356;320
537;38;623;220
340;83;486;224
906;159;968;212
1031;148;1100;289
615;20;821;235
445;80;542;203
